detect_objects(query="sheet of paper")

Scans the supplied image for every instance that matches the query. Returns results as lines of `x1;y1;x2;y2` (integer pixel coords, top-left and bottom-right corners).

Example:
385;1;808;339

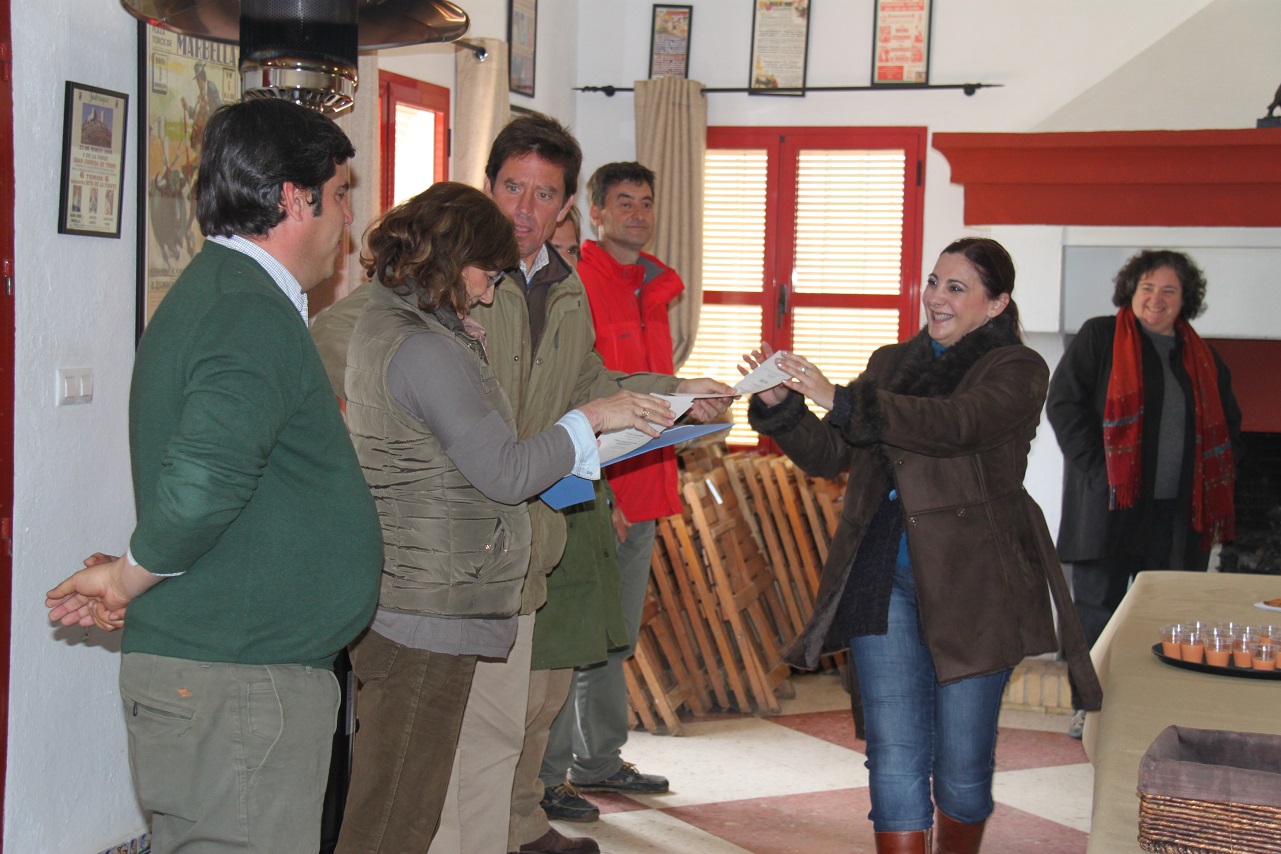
598;393;697;464
734;351;791;394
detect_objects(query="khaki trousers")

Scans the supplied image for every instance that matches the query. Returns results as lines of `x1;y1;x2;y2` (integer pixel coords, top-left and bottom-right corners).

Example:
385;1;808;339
120;652;339;854
507;667;574;849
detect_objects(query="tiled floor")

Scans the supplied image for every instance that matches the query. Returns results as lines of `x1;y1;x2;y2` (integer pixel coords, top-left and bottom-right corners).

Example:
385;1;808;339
550;673;1090;853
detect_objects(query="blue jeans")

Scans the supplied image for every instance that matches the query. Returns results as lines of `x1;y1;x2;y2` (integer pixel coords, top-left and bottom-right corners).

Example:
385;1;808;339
849;561;1010;833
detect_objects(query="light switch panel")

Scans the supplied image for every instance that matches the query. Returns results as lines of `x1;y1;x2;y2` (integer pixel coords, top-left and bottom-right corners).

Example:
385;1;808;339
56;368;93;405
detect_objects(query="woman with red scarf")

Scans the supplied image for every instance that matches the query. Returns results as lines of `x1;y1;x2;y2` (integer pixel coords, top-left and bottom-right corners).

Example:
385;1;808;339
1047;249;1242;739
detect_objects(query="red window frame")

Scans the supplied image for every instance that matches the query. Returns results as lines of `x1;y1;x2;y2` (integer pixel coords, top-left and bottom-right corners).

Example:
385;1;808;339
704;126;927;352
378;70;449;212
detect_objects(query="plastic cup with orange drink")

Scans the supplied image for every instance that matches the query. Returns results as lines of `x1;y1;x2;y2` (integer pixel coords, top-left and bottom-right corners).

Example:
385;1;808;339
1204;635;1232;667
1179;631;1206;664
1251;640;1278;672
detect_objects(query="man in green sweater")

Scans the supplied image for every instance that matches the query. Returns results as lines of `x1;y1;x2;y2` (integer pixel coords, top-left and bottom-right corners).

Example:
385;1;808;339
46;99;384;854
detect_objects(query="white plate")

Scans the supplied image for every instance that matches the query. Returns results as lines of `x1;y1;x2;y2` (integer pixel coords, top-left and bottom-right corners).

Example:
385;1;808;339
1253;601;1281;613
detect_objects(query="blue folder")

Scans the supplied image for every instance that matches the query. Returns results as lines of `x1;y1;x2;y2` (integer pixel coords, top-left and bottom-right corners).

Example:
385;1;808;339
539;422;733;510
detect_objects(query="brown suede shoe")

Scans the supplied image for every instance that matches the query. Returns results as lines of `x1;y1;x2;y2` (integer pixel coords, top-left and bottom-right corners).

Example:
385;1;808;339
517;827;601;854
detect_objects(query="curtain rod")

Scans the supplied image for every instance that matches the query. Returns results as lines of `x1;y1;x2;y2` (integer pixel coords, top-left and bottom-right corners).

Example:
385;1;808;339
577;82;1000;97
456;40;489;61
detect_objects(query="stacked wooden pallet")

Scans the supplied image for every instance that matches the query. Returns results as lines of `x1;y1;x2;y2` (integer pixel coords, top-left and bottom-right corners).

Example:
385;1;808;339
622;449;848;734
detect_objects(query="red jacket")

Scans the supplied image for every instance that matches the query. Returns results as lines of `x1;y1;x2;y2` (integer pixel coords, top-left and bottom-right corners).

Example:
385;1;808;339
579;239;685;521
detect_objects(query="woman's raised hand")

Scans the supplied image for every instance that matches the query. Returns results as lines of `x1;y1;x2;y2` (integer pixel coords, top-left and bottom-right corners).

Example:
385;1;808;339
740;342;788;407
776;352;837;412
740;345;838;411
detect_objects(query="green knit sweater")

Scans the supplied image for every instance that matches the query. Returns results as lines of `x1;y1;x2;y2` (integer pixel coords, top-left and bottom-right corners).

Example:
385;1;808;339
123;241;383;668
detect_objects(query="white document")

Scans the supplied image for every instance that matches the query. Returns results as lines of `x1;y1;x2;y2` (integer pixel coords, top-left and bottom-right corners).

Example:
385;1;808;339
733;351;791;394
597;393;719;464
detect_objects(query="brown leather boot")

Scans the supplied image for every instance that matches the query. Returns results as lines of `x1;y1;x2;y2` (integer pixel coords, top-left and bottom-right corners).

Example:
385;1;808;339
935;810;986;853
874;829;931;853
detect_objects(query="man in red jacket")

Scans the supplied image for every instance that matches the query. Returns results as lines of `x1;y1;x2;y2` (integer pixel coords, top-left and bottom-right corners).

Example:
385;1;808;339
539;162;683;822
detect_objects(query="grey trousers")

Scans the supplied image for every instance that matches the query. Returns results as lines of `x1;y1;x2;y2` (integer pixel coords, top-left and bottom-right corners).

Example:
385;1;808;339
120;652;339;854
540;519;657;786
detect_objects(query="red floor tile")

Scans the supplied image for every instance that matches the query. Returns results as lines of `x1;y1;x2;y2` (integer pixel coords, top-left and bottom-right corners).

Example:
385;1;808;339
663;787;875;854
768;708;866;752
992;727;1089;772
657;793;1086;854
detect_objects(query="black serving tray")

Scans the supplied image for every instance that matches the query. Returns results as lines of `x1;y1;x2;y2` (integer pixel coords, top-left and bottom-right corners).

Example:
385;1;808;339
1151;643;1281;681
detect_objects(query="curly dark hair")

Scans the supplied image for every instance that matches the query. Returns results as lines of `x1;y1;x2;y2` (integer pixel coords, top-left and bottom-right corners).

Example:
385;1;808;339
940;236;1022;336
1111;249;1207;320
361;182;520;317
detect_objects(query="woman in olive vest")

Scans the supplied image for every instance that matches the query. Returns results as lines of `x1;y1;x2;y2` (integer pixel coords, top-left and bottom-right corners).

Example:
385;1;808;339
336;182;668;854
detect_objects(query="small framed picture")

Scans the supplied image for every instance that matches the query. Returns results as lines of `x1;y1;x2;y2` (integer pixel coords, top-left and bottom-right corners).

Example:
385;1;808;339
58;81;128;238
650;5;693;79
508;0;537;97
872;0;932;86
749;0;810;96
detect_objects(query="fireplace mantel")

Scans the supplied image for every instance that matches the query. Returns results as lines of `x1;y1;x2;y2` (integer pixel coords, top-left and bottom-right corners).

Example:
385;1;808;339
932;129;1281;227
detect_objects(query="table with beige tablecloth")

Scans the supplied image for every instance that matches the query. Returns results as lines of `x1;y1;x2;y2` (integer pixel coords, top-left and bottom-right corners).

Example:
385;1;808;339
1082;571;1281;853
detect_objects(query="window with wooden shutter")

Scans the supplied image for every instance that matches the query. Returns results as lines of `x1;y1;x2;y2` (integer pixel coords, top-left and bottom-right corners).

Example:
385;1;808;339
684;127;926;447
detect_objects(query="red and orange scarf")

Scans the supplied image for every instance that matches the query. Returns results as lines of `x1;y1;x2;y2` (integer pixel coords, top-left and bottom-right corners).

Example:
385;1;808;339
1103;306;1235;545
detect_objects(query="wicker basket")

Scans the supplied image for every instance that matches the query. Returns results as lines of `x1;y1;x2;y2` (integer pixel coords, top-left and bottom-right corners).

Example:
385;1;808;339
1138;726;1281;854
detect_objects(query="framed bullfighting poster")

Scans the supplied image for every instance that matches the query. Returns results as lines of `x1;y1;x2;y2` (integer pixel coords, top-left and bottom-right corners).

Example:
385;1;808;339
872;0;932;86
59;81;128;238
749;0;810;95
137;22;240;336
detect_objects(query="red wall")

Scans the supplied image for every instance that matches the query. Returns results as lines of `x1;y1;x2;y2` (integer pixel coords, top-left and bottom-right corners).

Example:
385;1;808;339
1205;339;1281;434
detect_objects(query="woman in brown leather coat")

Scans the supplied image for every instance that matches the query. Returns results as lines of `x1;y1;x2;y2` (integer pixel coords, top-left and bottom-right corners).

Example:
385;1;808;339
746;238;1100;854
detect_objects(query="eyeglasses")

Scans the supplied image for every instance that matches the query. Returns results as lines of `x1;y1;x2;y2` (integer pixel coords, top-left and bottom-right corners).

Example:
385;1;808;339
487;270;510;288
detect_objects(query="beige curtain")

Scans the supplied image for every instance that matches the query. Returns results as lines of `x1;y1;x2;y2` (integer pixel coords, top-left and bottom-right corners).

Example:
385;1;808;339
454;38;510;190
635;77;706;370
311;53;381;316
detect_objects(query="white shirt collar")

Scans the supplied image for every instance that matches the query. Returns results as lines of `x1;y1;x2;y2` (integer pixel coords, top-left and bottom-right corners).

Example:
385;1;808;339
207;234;308;322
519;243;550;286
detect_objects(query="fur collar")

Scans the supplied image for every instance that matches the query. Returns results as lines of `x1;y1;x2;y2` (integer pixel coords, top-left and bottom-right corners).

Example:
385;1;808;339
884;313;1022;399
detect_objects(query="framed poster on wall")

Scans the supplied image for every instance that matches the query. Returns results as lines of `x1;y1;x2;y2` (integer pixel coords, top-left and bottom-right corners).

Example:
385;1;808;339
749;0;810;95
872;0;932;85
136;22;240;335
650;5;692;79
58;82;128;239
508;0;537;97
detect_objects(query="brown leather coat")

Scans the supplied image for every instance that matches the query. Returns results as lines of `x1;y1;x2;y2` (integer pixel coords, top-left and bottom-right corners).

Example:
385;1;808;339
750;318;1101;708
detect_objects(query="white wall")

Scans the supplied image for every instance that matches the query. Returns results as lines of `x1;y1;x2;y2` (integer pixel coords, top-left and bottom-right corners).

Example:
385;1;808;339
1035;0;1281;132
6;0;1274;849
8;1;146;851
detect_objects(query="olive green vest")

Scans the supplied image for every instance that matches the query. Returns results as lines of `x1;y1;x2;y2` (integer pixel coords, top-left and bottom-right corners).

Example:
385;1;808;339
345;282;531;618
